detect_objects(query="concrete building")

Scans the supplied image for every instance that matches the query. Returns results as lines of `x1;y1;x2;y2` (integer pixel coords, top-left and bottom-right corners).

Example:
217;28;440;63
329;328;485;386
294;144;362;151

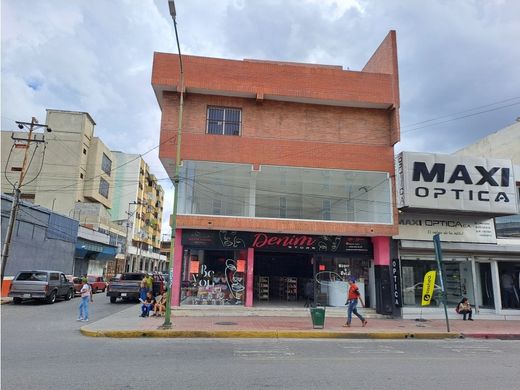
1;194;78;295
111;152;166;273
1;109;167;277
152;31;400;309
394;121;520;319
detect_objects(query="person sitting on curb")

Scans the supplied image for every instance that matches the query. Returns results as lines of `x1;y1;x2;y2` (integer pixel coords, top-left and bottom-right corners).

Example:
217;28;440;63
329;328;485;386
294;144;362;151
152;292;167;317
456;297;474;321
140;291;156;318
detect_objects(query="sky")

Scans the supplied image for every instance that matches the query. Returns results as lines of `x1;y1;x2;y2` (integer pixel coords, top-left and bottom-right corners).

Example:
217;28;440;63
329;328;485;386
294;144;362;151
2;0;519;236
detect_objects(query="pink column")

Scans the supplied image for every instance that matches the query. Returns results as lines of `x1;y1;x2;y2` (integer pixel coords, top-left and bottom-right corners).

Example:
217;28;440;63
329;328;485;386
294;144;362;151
371;236;390;266
245;247;254;307
171;229;183;307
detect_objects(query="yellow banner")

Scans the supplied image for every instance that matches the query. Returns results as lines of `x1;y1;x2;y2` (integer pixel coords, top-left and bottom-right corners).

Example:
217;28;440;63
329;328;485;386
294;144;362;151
421;270;437;306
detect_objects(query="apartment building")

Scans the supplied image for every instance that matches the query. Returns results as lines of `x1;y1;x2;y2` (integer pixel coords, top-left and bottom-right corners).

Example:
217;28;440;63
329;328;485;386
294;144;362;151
112;152;166;273
1;109;167;276
152;31;400;309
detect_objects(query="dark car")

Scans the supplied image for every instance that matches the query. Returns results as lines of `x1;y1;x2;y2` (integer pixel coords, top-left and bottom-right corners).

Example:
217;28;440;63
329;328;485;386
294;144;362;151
9;270;74;304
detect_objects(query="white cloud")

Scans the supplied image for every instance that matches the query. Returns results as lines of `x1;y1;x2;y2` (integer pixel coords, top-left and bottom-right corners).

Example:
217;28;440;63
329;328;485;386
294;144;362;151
2;0;520;236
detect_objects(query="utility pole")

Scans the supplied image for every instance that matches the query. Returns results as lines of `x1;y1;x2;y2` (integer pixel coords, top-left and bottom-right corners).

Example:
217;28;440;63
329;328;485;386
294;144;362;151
1;117;51;287
124;201;138;272
163;0;184;329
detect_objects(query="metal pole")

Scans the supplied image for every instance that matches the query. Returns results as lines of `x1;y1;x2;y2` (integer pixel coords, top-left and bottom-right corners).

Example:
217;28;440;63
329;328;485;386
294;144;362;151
163;0;184;329
433;234;450;332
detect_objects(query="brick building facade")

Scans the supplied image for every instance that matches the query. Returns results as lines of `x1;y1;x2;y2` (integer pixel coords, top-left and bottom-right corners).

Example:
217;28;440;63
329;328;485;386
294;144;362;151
153;31;400;311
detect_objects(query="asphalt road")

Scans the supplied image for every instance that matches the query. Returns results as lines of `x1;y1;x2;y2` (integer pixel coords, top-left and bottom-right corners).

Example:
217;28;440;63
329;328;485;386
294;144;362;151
2;295;520;390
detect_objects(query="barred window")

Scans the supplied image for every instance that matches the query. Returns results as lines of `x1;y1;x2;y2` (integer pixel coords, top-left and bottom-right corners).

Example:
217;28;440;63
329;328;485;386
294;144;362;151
207;107;241;136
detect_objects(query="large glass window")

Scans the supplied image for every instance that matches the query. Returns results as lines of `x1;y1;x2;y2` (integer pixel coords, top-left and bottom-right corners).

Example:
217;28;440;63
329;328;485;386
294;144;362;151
400;260;474;307
180;249;247;306
178;161;393;224
101;153;112;176
99;177;109;198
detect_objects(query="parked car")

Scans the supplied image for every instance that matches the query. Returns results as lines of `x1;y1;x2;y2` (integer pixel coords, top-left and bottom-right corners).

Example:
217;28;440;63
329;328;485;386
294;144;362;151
72;277;83;295
8;270;74;304
87;275;107;293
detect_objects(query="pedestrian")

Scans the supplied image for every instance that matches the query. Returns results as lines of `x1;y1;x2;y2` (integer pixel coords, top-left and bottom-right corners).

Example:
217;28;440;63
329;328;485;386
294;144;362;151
152;293;167;317
343;277;367;327
139;278;147;301
140;291;155;317
146;274;153;294
77;279;93;322
456;297;474;321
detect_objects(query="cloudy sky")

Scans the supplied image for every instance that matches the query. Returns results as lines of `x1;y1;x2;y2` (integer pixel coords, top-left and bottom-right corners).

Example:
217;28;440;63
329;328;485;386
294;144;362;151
2;0;519;235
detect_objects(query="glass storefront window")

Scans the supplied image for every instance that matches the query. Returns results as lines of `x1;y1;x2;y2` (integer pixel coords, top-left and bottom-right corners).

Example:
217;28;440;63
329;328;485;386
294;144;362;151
177;161;393;224
314;255;370;307
498;262;520;310
180;249;247;306
401;260;474;307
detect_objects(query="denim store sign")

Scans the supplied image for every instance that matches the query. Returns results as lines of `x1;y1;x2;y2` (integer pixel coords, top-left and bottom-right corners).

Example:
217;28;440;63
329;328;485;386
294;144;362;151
182;230;372;255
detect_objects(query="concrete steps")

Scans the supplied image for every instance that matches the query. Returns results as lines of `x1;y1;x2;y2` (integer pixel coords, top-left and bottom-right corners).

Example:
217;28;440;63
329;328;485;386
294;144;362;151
171;305;388;318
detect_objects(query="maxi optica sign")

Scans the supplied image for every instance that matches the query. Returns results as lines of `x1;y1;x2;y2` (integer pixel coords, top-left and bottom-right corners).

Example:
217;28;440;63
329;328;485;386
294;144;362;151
395;152;518;214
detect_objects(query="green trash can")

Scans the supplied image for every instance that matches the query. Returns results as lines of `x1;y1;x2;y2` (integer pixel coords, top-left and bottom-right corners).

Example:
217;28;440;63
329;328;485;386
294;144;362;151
310;306;326;329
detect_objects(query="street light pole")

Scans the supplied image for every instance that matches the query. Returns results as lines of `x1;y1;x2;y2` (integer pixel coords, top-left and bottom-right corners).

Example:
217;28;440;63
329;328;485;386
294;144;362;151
163;0;184;329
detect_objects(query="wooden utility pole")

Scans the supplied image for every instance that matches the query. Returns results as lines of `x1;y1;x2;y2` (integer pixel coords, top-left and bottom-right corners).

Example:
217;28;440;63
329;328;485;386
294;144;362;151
1;118;51;288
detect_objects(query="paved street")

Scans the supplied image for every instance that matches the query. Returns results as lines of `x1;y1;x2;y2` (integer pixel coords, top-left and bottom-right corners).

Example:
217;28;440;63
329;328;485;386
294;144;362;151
2;295;520;390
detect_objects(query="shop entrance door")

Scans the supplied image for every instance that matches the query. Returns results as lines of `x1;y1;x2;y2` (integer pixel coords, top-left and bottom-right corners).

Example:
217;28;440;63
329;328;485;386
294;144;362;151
253;252;313;305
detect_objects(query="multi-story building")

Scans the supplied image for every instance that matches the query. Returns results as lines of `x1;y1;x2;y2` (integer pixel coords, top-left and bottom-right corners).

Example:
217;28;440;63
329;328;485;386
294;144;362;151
152;31;400;309
1;109;167;276
111;152;166;273
394;121;520;319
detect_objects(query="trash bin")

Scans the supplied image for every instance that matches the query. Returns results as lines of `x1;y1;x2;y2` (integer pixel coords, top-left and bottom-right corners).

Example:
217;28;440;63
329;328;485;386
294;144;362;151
310;306;326;329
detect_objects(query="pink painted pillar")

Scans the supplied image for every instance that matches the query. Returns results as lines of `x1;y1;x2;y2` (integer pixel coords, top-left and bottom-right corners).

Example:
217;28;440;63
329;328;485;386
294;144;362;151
371;236;390;266
171;229;183;307
245;248;254;307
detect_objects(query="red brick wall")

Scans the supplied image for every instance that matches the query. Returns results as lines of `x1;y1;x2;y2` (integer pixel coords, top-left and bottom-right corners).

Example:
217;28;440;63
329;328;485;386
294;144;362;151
159;92;395;172
177;215;398;237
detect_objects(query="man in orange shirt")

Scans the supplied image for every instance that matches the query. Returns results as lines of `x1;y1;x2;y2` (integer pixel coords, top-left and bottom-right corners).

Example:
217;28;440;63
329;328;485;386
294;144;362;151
343;278;367;327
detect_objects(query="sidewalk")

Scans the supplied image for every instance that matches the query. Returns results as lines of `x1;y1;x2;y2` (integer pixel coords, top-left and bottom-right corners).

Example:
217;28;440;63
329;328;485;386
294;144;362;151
80;305;520;340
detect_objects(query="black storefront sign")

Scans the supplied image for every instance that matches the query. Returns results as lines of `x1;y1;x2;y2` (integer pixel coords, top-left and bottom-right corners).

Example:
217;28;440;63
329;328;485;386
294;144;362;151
182;230;372;255
391;258;402;307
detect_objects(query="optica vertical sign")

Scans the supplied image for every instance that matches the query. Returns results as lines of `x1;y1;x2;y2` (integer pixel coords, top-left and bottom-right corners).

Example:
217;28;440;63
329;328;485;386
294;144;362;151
391;258;402;307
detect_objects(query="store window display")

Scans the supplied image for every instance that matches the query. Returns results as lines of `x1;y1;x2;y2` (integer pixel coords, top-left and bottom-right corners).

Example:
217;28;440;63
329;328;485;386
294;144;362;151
401;260;473;307
180;249;247;305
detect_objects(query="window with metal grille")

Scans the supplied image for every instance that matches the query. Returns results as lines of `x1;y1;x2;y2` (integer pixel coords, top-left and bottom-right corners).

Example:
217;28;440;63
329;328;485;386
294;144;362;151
99;177;109;198
207;107;241;136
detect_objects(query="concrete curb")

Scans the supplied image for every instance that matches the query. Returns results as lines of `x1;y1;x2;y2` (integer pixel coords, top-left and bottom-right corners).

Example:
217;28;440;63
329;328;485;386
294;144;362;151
80;326;461;340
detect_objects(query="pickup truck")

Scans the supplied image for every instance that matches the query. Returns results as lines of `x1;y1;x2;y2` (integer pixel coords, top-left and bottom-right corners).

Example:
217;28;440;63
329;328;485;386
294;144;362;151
9;270;74;304
106;272;164;303
106;272;144;303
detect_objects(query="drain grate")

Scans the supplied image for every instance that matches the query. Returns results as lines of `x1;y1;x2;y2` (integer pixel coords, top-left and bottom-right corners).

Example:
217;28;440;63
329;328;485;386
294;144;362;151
215;321;238;326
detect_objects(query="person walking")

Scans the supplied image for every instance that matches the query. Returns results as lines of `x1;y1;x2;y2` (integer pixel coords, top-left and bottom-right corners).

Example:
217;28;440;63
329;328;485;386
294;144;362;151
343;277;367;328
77;279;93;322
